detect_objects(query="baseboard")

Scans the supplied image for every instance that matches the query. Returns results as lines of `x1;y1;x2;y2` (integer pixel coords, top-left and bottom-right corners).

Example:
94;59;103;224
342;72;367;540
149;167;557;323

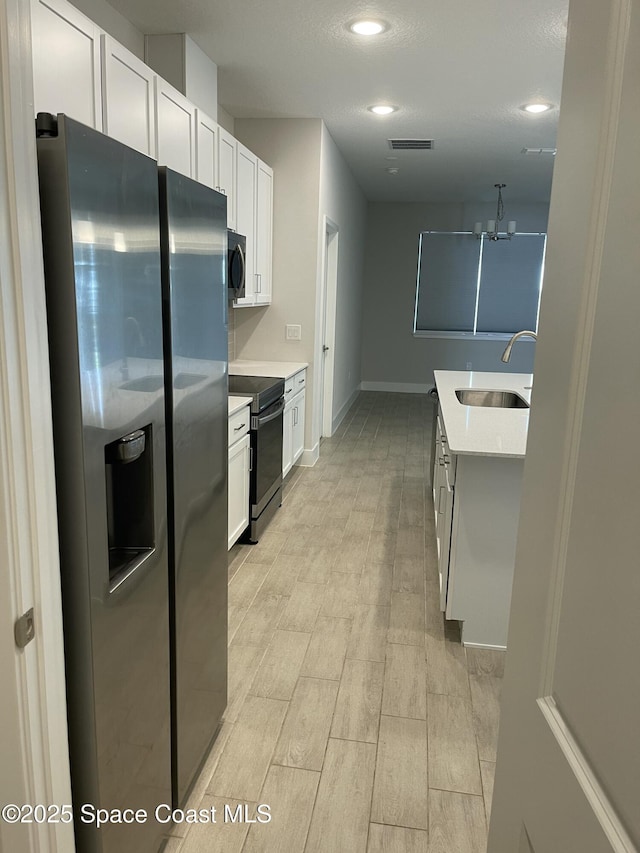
360;381;433;394
297;443;320;467
331;387;361;434
461;641;508;651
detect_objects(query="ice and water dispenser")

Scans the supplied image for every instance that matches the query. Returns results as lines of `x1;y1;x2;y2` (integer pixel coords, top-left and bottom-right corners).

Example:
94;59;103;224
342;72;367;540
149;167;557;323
105;425;155;589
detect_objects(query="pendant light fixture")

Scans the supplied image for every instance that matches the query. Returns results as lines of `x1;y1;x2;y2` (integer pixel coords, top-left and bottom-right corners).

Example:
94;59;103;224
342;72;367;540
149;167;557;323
474;184;516;240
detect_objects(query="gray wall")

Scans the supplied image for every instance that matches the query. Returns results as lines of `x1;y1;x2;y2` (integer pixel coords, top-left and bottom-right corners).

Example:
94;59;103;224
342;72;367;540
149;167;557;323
232;119;323;451
233;119;366;455
69;0;144;57
318;124;367;431
361;201;549;391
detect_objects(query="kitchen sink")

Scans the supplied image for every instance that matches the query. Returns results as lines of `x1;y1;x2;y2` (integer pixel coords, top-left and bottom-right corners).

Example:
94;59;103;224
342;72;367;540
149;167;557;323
455;389;529;409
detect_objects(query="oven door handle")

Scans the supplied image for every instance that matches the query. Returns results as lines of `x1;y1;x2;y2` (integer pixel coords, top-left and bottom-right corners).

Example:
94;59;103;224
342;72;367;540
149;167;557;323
253;400;285;428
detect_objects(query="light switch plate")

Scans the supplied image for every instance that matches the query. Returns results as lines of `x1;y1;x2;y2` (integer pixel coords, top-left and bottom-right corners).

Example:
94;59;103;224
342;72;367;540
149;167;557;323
286;324;302;341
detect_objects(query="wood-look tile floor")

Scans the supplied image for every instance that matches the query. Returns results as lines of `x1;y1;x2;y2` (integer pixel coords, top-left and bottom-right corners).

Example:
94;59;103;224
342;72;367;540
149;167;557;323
165;392;505;853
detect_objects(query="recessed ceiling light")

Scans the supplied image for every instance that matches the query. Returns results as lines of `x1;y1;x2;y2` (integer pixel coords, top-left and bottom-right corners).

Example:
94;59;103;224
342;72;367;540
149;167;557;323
350;19;387;35
368;104;397;115
522;102;554;114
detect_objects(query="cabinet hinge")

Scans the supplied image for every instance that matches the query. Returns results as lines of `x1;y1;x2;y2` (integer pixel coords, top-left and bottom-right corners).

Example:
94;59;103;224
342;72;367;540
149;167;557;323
15;608;35;649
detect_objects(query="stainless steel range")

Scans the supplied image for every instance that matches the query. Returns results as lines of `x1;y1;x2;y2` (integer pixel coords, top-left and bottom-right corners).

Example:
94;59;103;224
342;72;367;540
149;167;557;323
228;374;285;542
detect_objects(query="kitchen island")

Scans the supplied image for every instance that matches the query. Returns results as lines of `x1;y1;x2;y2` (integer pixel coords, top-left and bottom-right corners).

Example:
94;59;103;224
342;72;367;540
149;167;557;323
433;370;532;648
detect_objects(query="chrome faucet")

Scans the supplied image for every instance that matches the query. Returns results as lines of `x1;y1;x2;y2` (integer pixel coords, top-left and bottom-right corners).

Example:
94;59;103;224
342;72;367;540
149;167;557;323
501;330;538;363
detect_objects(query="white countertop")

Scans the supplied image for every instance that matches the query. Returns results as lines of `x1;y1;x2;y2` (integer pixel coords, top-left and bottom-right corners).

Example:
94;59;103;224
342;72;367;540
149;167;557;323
434;370;532;458
228;394;252;417
229;359;308;380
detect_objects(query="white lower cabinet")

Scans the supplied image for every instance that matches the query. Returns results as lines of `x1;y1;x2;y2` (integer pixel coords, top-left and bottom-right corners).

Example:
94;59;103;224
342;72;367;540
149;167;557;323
291;389;305;463
433;404;524;648
282;370;306;476
228;405;250;549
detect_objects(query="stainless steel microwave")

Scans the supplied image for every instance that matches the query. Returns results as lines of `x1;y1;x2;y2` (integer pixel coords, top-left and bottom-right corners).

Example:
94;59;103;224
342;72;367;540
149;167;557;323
227;230;246;299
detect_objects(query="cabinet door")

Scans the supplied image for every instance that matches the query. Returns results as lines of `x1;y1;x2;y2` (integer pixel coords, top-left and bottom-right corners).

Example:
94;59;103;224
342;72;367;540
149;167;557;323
439;467;455;612
234;142;258;307
254;159;273;305
155;78;196;178
101;35;155;156
217;126;236;230
282;404;293;478
292;389;305;464
228;433;250;549
195;109;218;190
31;0;102;129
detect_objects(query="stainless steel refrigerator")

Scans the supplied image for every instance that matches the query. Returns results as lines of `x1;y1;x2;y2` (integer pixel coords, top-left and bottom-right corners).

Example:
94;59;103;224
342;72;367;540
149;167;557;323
36;115;228;853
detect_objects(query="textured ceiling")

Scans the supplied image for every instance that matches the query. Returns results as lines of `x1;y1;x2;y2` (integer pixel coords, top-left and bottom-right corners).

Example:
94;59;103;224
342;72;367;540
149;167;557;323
106;0;569;203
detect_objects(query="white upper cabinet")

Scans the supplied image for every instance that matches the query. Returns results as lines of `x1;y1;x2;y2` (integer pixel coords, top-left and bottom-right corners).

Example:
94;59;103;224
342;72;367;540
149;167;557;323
234;142;258;306
195;109;218;190
30;0;274;307
101;36;155;157
217;126;236;229
154;77;196;178
31;0;103;130
254;160;273;306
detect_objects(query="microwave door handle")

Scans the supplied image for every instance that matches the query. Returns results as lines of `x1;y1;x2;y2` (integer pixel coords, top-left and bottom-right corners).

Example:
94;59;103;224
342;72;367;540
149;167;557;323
236;244;245;297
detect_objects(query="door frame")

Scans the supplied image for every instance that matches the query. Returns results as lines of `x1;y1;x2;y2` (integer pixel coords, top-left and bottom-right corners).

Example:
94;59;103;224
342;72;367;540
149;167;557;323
318;215;338;438
0;1;74;850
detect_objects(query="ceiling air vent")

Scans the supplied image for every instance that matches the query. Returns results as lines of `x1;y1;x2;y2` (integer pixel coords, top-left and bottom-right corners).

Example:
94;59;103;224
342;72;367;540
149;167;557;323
388;139;434;150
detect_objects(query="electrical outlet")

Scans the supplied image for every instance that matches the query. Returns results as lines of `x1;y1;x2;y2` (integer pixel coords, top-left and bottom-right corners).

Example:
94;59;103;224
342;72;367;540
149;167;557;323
285;324;301;341
466;362;472;370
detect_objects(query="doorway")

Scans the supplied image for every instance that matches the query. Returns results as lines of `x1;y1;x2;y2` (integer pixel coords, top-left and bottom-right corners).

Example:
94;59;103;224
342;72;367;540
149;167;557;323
320;216;338;438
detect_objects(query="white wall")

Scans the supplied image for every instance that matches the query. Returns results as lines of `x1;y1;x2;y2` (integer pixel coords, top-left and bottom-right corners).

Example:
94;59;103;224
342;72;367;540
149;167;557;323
217;106;235;135
144;34;218;119
361;201;549;391
69;0;144;57
318;124;367;431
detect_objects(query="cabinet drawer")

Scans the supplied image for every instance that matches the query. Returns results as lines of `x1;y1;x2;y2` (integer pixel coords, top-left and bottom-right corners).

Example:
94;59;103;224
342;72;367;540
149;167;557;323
228;405;250;446
284;369;306;400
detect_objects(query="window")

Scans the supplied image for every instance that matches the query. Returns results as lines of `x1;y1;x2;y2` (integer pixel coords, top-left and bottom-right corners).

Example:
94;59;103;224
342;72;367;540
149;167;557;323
413;231;547;338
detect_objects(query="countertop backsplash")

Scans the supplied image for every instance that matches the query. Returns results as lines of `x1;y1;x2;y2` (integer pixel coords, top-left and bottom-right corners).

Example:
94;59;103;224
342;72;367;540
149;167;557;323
228;305;236;362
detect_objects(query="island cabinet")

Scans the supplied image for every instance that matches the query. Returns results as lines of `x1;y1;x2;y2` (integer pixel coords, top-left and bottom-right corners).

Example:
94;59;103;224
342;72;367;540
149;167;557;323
434;404;524;649
433;412;456;612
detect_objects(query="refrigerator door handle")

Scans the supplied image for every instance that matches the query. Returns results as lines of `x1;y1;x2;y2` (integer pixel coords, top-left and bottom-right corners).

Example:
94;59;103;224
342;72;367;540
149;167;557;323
112;429;146;463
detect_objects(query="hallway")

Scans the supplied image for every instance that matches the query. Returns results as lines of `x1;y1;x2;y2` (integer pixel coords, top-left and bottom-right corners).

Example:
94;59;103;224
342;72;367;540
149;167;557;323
164;391;503;852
